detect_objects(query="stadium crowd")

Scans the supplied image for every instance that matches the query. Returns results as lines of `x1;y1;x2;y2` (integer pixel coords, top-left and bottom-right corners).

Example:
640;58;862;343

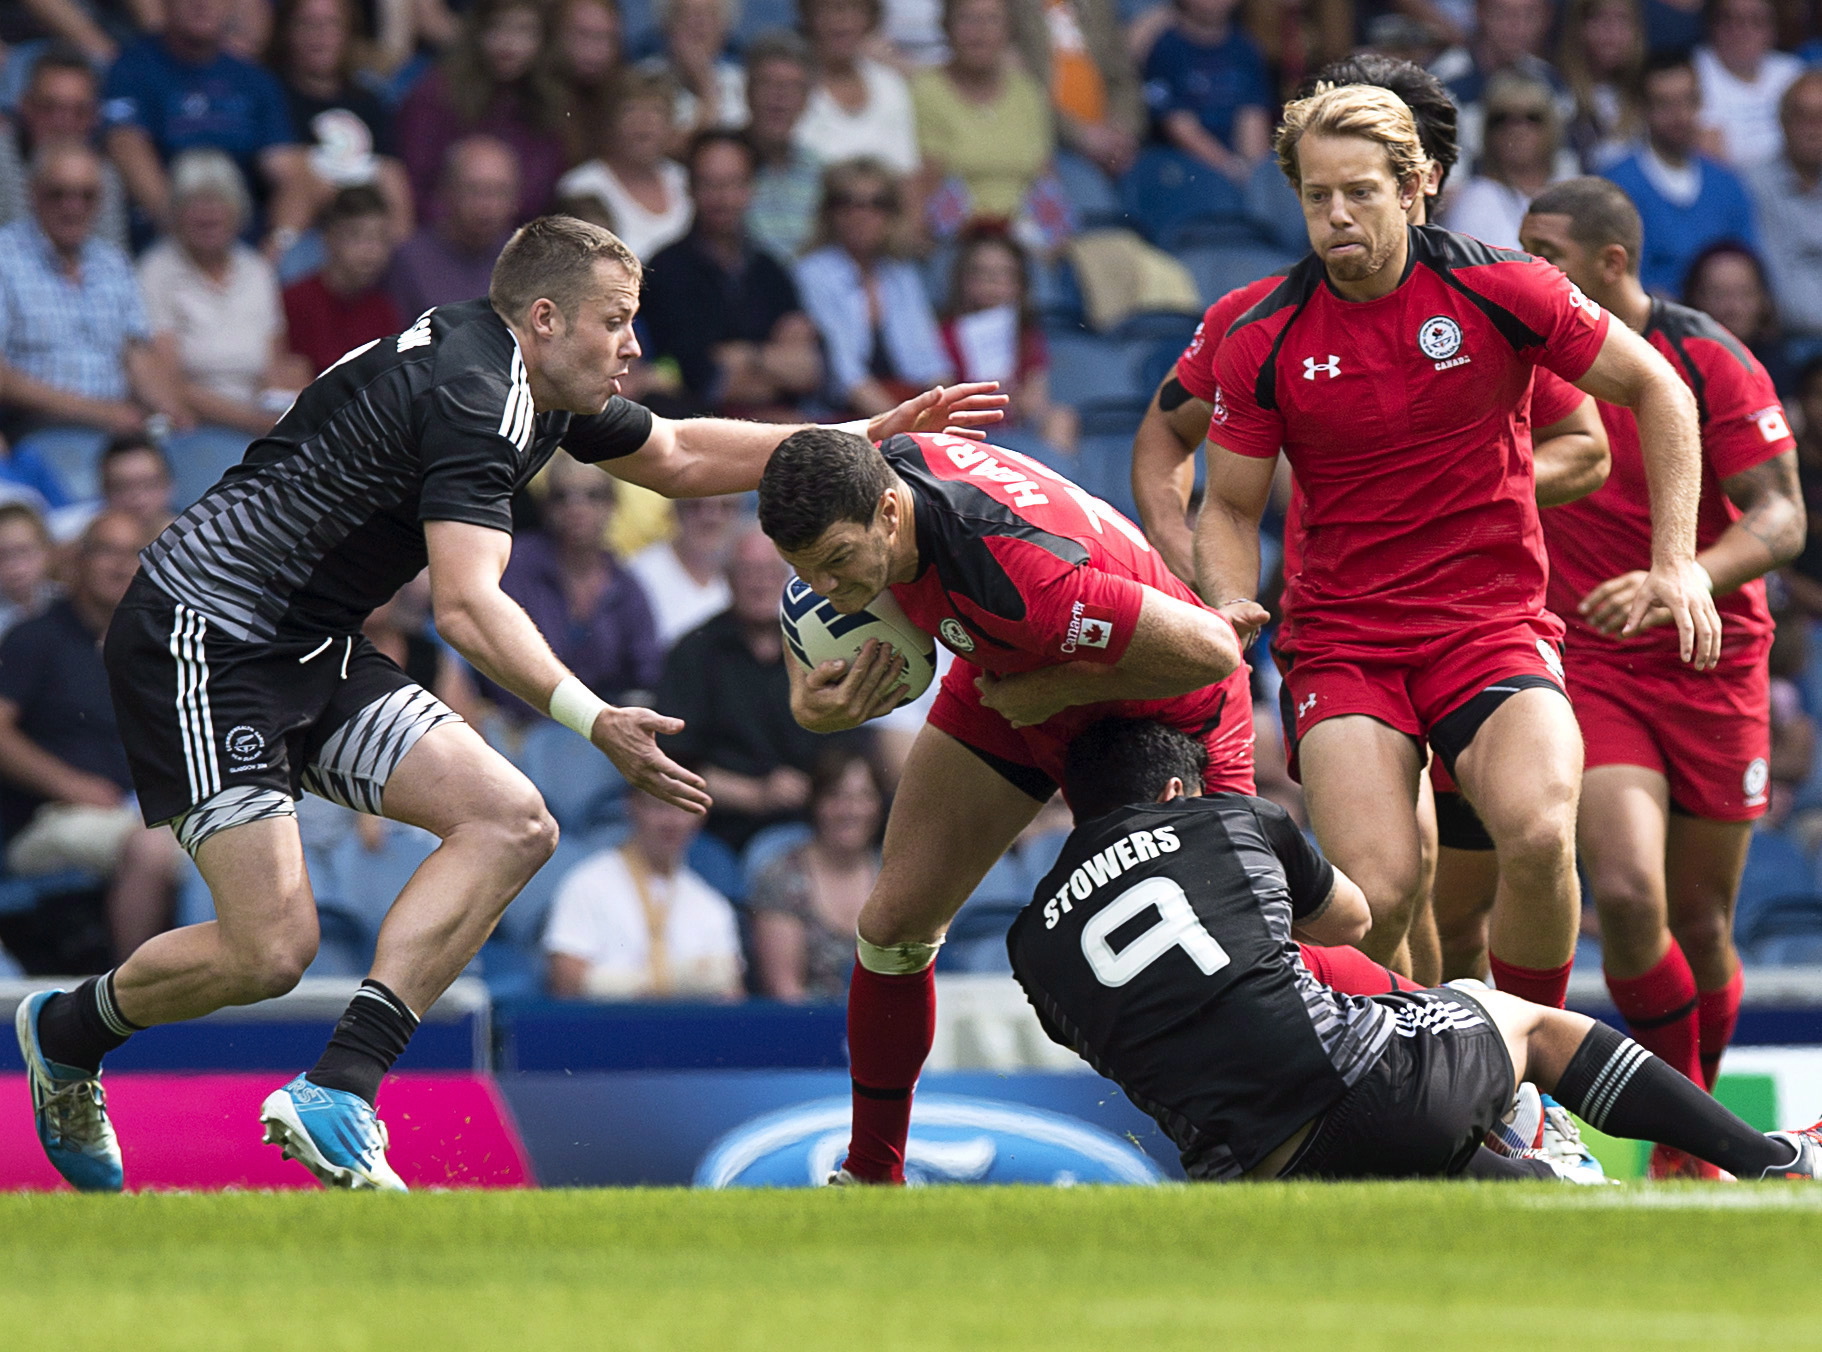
2;0;1822;1004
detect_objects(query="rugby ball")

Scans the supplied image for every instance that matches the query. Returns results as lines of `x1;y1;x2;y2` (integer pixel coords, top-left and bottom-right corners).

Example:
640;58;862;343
779;576;937;703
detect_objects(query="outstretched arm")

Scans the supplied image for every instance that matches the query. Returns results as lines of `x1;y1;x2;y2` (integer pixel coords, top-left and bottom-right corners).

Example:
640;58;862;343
1571;322;1719;667
425;519;711;812
1193;442;1279;641
1131;372;1213;584
606;383;1008;499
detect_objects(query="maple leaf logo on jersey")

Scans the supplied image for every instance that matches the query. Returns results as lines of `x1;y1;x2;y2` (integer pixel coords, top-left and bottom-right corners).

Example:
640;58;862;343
1752;405;1792;444
1417;316;1463;360
1061;602;1117;654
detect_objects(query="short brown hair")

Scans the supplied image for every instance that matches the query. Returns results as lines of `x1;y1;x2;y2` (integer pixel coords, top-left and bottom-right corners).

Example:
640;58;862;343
488;214;642;319
1527;176;1644;274
1275;82;1429;188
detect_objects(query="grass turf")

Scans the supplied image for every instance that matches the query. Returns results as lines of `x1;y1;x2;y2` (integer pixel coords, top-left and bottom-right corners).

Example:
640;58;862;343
3;1185;1820;1350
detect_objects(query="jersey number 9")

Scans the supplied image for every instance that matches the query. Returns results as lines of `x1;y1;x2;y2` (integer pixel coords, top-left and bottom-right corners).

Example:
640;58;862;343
1082;877;1232;988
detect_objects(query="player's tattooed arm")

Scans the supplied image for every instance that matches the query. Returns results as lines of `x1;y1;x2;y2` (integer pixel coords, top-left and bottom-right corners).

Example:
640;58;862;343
1131;373;1214;584
1291;872;1371;948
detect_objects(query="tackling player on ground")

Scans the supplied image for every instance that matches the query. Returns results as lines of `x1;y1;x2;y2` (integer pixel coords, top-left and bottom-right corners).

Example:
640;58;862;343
15;216;1002;1192
756;428;1254;1184
1008;718;1822;1182
1511;180;1799;1176
1194;84;1716;1012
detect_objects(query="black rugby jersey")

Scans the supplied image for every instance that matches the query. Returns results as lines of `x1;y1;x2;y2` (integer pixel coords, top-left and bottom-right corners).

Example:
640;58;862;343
139;299;654;642
1007;793;1393;1180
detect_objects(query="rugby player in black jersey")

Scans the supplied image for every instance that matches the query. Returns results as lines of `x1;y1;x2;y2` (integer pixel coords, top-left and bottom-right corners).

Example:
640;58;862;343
14;215;1003;1192
1007;719;1822;1182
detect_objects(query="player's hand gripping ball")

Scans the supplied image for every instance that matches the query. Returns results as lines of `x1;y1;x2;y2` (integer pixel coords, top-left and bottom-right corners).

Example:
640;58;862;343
780;577;937;709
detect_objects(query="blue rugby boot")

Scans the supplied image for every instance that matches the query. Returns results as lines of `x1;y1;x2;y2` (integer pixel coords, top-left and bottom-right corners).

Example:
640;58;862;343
259;1074;408;1192
15;990;123;1192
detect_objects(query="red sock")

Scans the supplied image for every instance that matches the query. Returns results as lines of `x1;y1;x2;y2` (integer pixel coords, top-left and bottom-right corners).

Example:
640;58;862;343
1298;942;1421;994
1604;941;1700;1084
1697;967;1744;1091
1488;953;1573;1008
842;961;937;1184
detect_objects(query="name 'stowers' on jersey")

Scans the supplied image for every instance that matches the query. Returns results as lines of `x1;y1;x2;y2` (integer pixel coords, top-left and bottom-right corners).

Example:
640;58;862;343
16;212;1007;1193
1192;82;1717;1010
756;427;1251;1184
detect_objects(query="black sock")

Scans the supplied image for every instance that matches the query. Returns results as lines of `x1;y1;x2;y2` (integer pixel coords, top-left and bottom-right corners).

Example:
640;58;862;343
1553;1021;1796;1178
306;980;418;1106
1461;1145;1559;1181
35;972;142;1074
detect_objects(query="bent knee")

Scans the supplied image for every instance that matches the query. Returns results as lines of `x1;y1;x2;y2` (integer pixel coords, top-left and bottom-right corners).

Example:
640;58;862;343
225;937;317;1002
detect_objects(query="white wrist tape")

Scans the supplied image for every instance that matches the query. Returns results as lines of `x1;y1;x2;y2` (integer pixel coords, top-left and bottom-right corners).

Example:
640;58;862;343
856;934;942;975
832;418;872;438
549;675;609;740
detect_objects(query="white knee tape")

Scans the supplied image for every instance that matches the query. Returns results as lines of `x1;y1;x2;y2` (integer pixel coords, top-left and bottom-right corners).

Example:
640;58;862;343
855;935;942;975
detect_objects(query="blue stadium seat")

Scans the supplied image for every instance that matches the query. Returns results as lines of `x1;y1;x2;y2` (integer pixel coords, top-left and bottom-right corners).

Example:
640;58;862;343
1046;329;1140;409
515;718;629;833
1177;242;1299;307
733;0;797;45
328;820;440;938
1732;828;1816;935
741;821;813;893
15;426;106;502
1738;893;1822;966
1053;150;1126;231
164;427;253;510
690;830;745;903
1119;148;1247;248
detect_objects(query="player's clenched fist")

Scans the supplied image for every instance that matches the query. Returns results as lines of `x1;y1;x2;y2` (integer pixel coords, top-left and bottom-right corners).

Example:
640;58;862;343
590;706;714;813
790;638;910;733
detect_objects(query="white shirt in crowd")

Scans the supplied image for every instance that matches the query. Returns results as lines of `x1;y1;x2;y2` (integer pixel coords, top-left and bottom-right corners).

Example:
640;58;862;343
793;58;921;178
137;238;283;403
543;843;743;999
627;540;734;648
1695;45;1804;168
555;159;693;261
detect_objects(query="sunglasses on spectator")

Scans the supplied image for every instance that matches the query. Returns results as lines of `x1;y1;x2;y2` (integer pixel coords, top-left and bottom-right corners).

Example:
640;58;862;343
832;193;895;211
1488;109;1548;127
548;487;615;504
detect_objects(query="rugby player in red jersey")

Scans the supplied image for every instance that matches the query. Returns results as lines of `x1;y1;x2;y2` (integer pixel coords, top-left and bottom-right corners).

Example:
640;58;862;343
1195;84;1716;1011
756;427;1259;1184
1132;58;1609;985
1513;181;1803;1175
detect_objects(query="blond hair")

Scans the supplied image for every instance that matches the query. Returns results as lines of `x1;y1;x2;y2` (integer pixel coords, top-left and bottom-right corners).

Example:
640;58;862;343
1275;83;1429;189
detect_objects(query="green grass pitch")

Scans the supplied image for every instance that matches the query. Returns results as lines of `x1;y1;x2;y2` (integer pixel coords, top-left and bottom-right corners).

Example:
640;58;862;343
4;1185;1822;1350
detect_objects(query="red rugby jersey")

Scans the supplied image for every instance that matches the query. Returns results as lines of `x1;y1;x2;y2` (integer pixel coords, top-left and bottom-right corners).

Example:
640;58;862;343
881;433;1227;674
1210;226;1609;648
1543;299;1794;665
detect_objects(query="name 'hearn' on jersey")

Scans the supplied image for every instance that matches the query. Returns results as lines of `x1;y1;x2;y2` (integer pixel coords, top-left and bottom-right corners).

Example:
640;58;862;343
1007;794;1394;1181
140;299;655;643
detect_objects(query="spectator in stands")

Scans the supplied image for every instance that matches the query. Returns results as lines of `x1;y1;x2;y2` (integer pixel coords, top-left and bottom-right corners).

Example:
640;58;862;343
939;226;1074;452
386;135;520;319
1141;0;1272;186
1011;0;1143;179
554;0;624;167
1642;0;1702;57
627;493;739;648
1604;51;1760;295
1559;0;1646;170
1682;240;1793;390
0;503;57;638
395;0;569;224
362;569;484;725
98;433;177;537
0;143;188;445
494;452;662;721
913;0;1054;234
543;788;745;1000
1694;0;1801;167
659;526;855;850
0;46;129;253
748;746;886;1000
743;30;823;260
268;0;415;241
795;158;952;416
138;150;310;440
1747;72;1822;345
1767;590;1816;826
556;72;694;260
7;0;155;65
1444;73;1569;248
795;0;921;177
1432;0;1565;164
641;0;749;140
284;185;404;376
0;510;178;973
100;0;315;256
1234;0;1353;101
643;131;823;417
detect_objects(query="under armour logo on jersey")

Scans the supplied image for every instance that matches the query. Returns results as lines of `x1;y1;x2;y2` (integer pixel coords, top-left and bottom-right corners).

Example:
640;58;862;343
1303;355;1341;380
1297;692;1317;719
397;314;432;352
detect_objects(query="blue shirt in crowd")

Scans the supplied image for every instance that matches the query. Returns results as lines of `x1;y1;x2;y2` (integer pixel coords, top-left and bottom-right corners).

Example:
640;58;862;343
1603;150;1760;297
0;217;149;404
101;36;295;196
1141;26;1272;147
